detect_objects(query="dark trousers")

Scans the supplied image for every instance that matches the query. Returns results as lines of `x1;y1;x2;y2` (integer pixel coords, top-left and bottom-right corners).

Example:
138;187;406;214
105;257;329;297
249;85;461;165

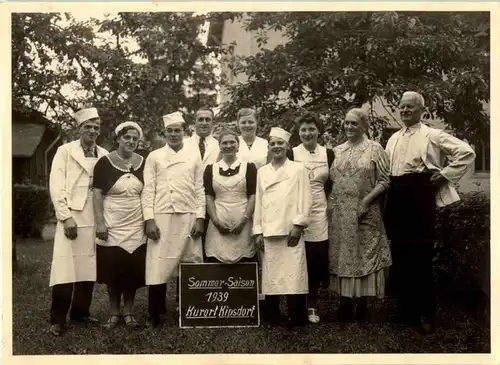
148;284;168;317
50;281;95;325
385;173;437;322
391;241;436;320
261;294;307;325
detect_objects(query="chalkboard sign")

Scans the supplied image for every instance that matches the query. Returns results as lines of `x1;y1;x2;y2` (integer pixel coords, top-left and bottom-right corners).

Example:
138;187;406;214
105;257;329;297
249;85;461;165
179;263;260;328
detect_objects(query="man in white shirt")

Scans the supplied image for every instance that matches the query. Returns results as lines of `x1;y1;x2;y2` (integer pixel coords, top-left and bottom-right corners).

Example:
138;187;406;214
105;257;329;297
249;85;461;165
185;107;220;169
384;91;476;334
142;111;205;328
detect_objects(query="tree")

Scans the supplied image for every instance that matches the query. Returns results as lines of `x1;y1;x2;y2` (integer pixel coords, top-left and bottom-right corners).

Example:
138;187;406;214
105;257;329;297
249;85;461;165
219;12;490;143
12;12;235;148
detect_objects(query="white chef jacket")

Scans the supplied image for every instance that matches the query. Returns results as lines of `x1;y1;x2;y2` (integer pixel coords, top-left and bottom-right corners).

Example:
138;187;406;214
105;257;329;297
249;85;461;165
141;143;205;221
253;159;312;237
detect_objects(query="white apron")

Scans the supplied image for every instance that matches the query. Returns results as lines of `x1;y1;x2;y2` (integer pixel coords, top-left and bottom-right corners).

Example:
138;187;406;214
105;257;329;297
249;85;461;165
293;145;329;242
205;162;255;263
97;173;146;253
262;236;308;295
146;213;204;285
49;157;97;287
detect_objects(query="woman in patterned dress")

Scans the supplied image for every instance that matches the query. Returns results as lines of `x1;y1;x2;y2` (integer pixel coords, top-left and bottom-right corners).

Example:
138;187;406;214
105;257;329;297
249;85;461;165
93;122;147;329
328;108;392;323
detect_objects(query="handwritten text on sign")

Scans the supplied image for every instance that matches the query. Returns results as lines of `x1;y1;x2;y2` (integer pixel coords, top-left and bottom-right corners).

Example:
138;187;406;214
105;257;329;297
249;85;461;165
179;263;260;328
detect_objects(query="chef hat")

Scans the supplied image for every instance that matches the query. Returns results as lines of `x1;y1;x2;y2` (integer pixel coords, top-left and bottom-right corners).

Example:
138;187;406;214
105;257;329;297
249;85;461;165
73;107;99;126
163;111;185;127
269;127;291;143
114;121;143;139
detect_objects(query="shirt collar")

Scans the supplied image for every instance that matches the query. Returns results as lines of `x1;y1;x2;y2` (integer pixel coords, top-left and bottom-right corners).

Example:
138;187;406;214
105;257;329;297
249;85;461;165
80;141;97;154
403;122;421;135
194;134;214;144
219;158;241;171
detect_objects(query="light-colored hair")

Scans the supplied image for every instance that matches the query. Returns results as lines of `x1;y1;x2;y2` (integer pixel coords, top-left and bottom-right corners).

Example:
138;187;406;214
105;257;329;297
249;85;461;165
345;108;369;131
401;91;425;108
237;108;257;121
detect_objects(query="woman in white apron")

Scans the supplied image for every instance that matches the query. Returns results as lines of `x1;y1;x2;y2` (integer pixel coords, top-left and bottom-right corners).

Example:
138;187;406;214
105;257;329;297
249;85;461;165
49;108;108;336
253;127;312;328
236;108;268;170
290;112;335;324
93;122;147;329
142;112;205;328
204;129;257;263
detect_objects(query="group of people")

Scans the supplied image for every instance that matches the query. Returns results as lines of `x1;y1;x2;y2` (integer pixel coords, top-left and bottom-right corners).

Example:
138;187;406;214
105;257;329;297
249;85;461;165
47;91;476;337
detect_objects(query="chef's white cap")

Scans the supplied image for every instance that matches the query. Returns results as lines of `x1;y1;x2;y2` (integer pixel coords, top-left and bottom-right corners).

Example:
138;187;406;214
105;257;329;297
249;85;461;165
73;107;99;126
163;111;185;127
269;127;291;143
115;121;143;139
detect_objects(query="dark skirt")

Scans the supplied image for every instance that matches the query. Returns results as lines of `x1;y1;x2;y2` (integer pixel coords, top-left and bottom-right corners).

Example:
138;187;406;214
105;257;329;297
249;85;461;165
97;244;146;290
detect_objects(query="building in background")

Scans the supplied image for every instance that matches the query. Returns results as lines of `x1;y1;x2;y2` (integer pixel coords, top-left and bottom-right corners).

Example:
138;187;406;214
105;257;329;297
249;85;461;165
12;108;62;186
210;13;490;195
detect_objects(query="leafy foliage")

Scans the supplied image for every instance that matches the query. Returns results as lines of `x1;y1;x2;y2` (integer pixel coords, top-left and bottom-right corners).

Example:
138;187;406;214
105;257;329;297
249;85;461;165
12;12;236;147
220;12;490;142
434;192;490;295
12;183;53;238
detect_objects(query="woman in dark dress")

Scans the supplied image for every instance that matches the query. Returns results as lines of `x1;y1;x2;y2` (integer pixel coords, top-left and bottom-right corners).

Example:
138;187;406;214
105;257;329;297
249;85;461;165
93;122;147;329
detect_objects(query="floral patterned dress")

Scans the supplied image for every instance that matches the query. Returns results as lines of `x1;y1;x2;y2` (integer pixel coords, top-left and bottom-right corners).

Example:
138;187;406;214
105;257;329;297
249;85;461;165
328;136;392;298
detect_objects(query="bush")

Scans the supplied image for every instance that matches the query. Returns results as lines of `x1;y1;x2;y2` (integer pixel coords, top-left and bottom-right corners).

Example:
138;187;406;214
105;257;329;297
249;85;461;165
434;192;490;296
13;183;53;238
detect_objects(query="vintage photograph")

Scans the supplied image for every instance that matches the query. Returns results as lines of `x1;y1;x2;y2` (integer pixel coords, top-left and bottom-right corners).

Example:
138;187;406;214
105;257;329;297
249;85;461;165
10;9;490;355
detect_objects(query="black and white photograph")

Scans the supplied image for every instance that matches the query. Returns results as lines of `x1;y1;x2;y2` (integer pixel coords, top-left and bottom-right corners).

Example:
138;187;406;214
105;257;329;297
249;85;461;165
5;3;495;361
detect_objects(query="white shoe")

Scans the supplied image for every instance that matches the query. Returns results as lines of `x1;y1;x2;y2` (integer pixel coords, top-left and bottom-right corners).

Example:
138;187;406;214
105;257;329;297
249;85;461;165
307;308;320;324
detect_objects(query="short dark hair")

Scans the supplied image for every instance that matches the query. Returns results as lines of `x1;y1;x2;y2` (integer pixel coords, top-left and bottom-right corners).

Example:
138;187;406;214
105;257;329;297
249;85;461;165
295;112;323;134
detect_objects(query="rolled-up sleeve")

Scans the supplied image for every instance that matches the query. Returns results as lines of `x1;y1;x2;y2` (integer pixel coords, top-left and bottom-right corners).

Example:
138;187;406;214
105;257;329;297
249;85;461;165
141;154;156;221
372;143;390;189
292;165;312;227
49;146;72;222
438;131;476;184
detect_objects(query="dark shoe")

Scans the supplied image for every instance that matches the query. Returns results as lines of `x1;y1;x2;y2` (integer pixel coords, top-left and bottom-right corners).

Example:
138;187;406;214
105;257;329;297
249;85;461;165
419;318;436;335
146;315;161;329
49;324;63;336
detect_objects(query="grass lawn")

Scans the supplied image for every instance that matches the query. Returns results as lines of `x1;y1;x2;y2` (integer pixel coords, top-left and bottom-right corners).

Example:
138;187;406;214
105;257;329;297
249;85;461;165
12;238;490;355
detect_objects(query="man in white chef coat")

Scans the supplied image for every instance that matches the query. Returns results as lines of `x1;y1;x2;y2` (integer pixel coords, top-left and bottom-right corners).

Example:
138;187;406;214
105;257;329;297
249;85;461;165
384;91;476;334
48;107;108;336
253;127;312;328
142;111;205;328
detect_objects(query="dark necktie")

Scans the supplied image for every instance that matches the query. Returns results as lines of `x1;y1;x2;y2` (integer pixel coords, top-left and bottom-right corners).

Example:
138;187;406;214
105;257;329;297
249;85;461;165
199;136;206;159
